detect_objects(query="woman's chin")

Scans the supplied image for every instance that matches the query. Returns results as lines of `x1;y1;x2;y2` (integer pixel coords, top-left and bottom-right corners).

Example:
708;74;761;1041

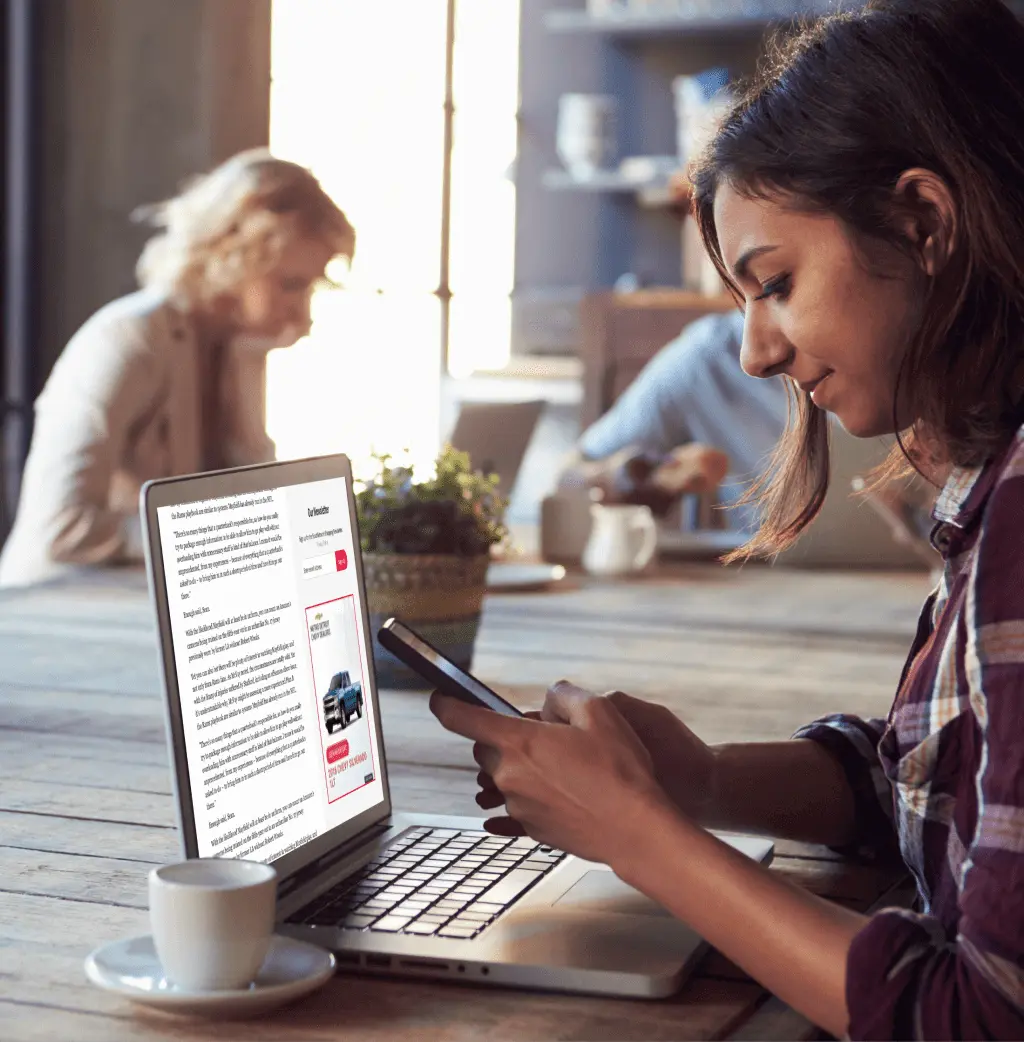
831;408;896;439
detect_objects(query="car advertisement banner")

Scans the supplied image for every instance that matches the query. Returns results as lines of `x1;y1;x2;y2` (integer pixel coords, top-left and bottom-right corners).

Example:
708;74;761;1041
304;595;375;803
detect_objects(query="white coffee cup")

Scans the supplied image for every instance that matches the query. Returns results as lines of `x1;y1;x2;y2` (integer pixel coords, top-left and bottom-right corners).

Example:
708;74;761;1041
149;858;277;991
582;503;658;577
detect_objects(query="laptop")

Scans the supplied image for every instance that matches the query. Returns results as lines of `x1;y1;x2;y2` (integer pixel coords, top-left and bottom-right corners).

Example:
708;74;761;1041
447;400;545;501
773;422;937;569
660;423;937;570
141;453;773;998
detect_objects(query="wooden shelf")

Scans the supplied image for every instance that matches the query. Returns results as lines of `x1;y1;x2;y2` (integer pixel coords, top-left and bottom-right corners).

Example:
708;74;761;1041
542;168;679;207
604;288;735;310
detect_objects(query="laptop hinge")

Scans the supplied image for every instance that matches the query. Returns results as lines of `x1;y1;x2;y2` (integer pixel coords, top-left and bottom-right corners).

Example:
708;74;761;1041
277;819;391;901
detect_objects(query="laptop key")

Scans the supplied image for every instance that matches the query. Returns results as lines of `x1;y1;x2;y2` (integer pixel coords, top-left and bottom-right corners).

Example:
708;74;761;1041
393;902;430;917
477;869;542;907
438;925;478;939
467;901;505;916
451;915;488;929
343;914;377;929
403;921;441;935
372;915;413;932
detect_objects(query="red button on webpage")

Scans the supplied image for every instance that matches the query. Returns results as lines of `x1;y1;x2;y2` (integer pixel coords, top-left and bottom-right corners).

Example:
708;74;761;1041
335;549;348;571
326;739;350;764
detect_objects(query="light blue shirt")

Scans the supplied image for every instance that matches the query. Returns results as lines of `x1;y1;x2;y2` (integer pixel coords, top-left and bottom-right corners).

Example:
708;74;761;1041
578;310;789;532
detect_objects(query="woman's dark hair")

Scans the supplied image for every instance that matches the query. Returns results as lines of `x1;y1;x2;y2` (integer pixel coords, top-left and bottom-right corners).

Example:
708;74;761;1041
690;0;1024;560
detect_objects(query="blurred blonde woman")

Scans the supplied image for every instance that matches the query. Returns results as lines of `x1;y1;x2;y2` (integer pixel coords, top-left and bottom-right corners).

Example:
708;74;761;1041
0;149;355;587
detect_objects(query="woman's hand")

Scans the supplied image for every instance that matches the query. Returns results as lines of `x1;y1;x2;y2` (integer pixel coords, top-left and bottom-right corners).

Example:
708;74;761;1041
470;682;718;828
574;685;718;822
429;684;672;865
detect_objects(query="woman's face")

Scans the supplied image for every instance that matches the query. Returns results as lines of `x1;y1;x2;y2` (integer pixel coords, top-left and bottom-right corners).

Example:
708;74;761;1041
234;236;335;345
713;182;924;437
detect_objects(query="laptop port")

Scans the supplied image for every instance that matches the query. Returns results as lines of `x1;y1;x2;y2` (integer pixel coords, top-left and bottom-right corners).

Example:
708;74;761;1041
398;959;450;971
334;952;360;965
366;954;391;968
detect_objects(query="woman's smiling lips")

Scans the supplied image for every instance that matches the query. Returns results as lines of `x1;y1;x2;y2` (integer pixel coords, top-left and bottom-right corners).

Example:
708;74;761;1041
799;371;834;407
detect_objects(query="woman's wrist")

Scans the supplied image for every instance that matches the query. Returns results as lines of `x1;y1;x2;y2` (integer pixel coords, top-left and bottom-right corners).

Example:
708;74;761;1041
607;789;698;886
658;744;721;827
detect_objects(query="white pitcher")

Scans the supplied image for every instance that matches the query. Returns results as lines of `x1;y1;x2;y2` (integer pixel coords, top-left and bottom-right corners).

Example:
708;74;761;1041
582;503;658;577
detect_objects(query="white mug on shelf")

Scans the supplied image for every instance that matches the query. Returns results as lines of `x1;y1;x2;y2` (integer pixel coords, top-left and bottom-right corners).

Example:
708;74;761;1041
149;858;277;991
556;93;619;180
582;503;658;577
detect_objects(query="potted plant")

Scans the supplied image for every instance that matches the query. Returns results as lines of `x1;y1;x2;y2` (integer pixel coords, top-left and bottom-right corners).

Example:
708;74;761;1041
355;445;507;689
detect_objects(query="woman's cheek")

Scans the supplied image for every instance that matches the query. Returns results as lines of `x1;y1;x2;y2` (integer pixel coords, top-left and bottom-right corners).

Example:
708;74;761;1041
239;282;280;334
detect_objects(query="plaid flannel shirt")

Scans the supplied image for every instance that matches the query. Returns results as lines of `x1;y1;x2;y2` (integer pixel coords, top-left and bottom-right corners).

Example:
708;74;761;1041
795;426;1024;1040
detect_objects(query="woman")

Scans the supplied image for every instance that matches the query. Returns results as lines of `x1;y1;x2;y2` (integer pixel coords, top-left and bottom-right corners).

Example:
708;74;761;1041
0;149;354;587
431;1;1024;1037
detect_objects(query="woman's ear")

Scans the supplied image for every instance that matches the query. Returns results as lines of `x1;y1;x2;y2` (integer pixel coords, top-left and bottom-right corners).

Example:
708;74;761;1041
891;168;959;277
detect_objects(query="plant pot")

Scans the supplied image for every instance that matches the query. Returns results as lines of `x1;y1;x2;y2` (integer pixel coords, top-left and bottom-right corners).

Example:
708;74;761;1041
362;552;489;690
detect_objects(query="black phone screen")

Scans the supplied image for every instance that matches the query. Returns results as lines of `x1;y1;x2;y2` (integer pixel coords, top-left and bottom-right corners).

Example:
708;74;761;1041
378;618;524;717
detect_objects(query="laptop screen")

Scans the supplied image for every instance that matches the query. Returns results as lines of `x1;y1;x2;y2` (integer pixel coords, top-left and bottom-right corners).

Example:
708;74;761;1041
154;473;385;864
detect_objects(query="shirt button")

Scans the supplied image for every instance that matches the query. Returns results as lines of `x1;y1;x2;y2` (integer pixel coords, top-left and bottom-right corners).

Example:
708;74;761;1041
930;525;953;554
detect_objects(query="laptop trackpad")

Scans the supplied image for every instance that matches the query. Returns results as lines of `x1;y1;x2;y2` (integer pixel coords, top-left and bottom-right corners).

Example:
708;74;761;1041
554;870;671;917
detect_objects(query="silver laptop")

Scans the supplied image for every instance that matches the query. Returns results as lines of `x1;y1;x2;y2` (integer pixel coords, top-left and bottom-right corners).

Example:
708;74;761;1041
660;423;937;570
774;422;937;569
141;453;773;998
447;400;545;500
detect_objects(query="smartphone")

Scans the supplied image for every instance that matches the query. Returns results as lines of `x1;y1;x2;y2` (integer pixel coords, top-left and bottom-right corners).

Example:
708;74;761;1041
377;617;524;717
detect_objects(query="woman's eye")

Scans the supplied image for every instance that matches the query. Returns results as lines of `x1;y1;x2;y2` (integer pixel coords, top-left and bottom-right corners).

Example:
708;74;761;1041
754;274;791;301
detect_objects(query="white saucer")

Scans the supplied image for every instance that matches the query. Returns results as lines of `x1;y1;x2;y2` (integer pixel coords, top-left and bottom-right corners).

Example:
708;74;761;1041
84;934;336;1018
487;561;567;591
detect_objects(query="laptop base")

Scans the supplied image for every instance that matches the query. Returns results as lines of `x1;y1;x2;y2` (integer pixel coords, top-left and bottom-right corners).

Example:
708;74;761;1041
278;812;773;999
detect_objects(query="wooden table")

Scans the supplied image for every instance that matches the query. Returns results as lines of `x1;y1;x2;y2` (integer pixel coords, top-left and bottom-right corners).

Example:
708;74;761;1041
0;563;927;1041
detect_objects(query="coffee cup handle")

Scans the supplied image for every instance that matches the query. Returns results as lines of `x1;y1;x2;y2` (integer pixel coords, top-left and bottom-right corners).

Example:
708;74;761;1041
632;513;658;569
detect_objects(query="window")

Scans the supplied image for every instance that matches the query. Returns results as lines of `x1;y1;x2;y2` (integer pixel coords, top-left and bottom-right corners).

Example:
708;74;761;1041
267;0;519;476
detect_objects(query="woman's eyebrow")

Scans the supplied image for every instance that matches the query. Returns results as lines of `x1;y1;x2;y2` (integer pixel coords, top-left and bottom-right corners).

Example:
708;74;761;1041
732;244;779;282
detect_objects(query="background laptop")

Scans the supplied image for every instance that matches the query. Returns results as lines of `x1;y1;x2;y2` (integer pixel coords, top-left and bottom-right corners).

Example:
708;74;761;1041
447;400;545;501
141;453;773;998
660;423;938;570
773;422;937;569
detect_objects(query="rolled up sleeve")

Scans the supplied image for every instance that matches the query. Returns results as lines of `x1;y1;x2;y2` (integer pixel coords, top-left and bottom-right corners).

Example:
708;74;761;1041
792;714;900;861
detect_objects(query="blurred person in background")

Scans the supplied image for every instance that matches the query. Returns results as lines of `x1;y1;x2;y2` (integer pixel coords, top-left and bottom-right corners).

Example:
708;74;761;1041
557;310;789;531
0;149;355;588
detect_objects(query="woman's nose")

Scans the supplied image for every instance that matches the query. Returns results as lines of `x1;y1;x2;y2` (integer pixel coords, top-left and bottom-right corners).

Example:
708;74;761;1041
740;318;792;380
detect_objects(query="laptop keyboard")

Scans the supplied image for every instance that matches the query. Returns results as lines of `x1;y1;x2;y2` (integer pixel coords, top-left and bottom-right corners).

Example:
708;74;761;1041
292;827;567;940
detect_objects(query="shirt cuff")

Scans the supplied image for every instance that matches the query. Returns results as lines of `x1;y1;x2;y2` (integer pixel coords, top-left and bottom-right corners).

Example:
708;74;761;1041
792;716;900;862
